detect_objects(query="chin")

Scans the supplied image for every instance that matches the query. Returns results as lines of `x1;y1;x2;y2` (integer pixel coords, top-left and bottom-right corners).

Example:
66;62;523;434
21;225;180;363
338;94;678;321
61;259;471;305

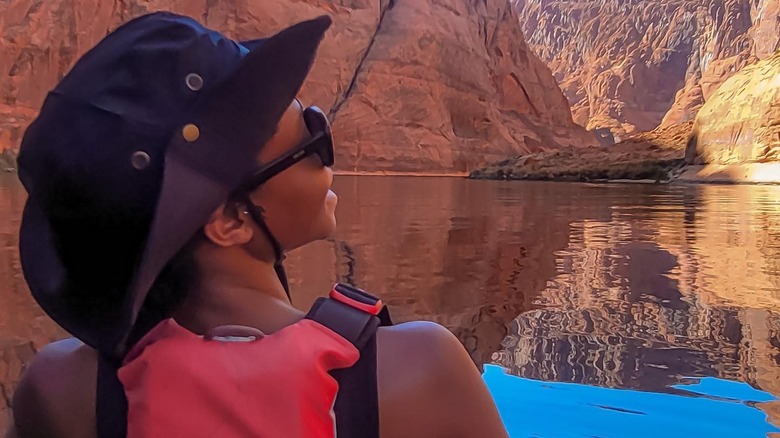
305;216;337;244
322;216;338;239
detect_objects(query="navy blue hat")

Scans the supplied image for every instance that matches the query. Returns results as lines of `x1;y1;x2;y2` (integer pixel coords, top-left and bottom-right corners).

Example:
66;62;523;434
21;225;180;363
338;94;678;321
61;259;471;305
17;12;332;356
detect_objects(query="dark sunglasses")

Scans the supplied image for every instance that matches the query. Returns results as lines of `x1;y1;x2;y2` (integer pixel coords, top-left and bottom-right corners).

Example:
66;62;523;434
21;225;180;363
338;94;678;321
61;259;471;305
242;102;334;190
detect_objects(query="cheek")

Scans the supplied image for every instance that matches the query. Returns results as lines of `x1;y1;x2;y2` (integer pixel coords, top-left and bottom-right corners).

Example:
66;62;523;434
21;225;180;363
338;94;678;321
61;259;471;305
260;169;332;242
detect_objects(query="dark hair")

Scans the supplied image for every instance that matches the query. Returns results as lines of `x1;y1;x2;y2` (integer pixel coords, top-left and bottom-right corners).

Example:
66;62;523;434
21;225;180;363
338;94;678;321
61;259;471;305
130;191;251;345
146;237;202;315
128;234;202;345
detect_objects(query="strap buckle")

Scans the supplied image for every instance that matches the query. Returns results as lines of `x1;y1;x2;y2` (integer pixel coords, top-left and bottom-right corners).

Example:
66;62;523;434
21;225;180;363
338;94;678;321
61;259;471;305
329;283;384;316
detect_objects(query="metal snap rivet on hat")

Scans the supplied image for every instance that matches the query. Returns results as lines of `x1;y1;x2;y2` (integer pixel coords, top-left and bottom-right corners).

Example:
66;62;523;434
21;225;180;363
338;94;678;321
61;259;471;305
185;73;204;91
182;124;200;142
131;151;151;170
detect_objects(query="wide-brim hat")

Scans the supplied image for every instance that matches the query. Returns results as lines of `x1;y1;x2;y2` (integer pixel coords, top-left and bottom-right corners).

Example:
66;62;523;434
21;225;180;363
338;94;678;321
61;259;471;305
17;12;332;356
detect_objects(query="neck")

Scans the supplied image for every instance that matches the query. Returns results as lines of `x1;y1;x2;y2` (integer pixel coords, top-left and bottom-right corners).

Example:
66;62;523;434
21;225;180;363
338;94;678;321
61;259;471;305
174;255;304;335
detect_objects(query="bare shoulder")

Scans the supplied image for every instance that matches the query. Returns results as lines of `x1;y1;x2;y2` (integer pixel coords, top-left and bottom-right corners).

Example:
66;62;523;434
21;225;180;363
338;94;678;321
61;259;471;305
378;320;459;350
376;322;508;438
12;338;97;438
377;321;469;375
377;321;465;386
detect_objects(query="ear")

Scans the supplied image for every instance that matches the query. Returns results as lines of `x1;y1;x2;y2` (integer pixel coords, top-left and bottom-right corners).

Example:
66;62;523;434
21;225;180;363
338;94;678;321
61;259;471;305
202;203;254;247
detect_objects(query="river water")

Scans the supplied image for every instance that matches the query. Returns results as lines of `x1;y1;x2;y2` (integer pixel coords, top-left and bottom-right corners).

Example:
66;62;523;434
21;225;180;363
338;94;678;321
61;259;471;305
2;174;780;437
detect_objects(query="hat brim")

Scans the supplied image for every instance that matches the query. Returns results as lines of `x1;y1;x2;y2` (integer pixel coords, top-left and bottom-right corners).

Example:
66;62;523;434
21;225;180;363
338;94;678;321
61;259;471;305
18;157;229;352
19;195;90;342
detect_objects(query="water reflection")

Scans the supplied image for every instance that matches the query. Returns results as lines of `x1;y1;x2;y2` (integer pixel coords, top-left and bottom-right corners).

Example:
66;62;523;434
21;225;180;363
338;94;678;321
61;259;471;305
486;182;780;431
492;185;780;380
2;175;780;434
286;177;579;366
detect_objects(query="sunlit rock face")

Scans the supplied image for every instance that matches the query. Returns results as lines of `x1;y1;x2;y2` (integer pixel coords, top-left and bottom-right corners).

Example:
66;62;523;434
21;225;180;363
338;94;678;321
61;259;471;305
0;0;596;173
513;0;780;141
680;51;780;182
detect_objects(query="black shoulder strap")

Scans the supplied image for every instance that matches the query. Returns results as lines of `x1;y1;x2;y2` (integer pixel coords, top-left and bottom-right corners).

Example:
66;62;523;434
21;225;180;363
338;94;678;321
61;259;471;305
305;283;392;438
96;354;128;438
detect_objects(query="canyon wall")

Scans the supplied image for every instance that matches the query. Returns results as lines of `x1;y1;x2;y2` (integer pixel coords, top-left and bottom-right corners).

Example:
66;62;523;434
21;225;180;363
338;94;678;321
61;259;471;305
514;0;780;141
681;50;780;183
0;0;597;173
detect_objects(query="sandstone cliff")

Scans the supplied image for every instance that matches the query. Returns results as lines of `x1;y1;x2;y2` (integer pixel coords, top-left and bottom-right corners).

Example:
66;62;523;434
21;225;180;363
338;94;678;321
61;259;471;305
681;49;780;182
513;0;780;141
0;0;596;173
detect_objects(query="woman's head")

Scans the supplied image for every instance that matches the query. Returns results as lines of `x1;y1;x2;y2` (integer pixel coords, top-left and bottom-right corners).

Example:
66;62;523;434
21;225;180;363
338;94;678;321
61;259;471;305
252;99;338;249
17;12;334;354
141;98;338;327
138;98;338;344
202;98;338;258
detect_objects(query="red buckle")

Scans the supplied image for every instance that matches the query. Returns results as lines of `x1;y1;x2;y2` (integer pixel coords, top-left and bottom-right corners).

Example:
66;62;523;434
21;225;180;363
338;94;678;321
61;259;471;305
329;285;383;316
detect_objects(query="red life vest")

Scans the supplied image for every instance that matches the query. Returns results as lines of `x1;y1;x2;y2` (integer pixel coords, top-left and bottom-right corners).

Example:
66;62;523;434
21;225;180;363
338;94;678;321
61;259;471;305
96;284;392;438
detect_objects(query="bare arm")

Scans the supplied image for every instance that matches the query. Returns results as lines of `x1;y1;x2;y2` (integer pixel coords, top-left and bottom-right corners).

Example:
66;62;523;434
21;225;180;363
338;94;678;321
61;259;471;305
424;324;508;438
378;322;509;438
9;339;97;438
11;360;58;438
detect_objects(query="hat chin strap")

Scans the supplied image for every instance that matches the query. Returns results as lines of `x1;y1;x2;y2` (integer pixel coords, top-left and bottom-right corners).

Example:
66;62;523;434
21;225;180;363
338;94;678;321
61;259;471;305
241;194;291;301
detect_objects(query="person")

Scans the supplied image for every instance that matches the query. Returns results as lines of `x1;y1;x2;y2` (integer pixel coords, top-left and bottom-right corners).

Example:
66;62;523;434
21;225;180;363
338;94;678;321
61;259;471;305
6;11;508;438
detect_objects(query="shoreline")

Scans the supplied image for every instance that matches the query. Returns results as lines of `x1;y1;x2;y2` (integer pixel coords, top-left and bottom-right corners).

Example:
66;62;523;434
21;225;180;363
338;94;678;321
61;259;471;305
468;155;686;184
0;149;16;173
466;121;780;186
335;170;469;178
469;160;780;186
674;163;780;185
4;152;777;186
